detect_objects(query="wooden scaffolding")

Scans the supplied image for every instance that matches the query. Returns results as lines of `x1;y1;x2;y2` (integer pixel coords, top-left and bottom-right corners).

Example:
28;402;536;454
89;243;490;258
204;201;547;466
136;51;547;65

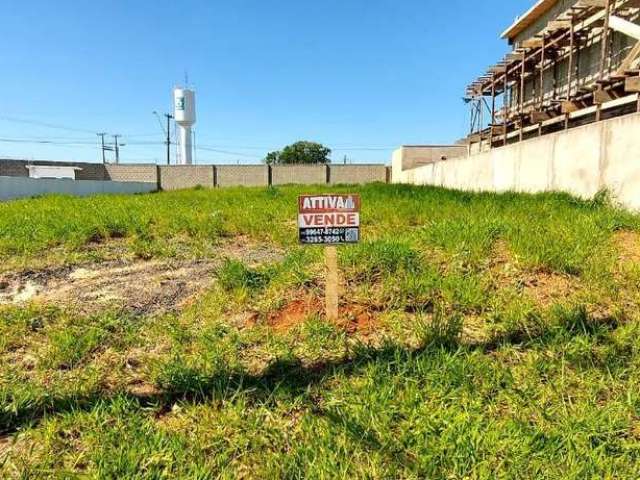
465;0;640;151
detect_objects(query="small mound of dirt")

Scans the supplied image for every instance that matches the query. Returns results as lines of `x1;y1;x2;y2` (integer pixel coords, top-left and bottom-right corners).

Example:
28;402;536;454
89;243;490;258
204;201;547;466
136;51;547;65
614;230;640;263
268;297;322;332
339;306;378;334
127;380;162;399
266;296;379;334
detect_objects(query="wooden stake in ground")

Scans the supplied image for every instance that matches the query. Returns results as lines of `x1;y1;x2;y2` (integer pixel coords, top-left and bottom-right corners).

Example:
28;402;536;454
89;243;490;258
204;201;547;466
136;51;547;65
325;245;339;322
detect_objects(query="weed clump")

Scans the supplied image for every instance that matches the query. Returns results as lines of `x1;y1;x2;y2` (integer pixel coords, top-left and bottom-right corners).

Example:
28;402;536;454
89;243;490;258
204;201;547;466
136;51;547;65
342;240;420;281
217;259;274;292
415;305;463;348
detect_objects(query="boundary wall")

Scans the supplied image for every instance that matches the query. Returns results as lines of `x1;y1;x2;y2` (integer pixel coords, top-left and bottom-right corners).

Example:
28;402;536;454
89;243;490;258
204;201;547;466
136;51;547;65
0;176;156;201
0;161;390;191
392;112;640;210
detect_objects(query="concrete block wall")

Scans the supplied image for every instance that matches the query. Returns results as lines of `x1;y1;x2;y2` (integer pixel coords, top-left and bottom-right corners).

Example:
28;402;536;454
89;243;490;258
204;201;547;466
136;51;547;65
393;111;640;211
106;164;158;184
271;165;328;185
329;165;388;185
216;165;269;187
73;163;109;181
159;166;214;190
0;160;31;178
1;159;391;190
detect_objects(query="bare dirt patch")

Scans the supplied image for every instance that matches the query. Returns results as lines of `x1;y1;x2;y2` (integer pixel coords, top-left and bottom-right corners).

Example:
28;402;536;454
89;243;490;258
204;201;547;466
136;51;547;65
519;270;576;307
614;230;640;263
265;294;380;334
339;305;379;334
491;239;514;267
0;238;283;315
0;435;12;460
486;240;576;307
268;297;322;332
488;239;519;279
461;315;490;345
127;380;163;399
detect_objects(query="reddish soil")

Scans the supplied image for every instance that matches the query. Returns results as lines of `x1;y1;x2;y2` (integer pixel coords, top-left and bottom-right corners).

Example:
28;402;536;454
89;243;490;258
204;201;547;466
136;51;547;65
267;297;322;332
339;305;377;334
267;295;379;334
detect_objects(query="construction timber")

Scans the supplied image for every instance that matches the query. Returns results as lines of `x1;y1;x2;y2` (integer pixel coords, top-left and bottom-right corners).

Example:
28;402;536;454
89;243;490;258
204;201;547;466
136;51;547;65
465;0;640;152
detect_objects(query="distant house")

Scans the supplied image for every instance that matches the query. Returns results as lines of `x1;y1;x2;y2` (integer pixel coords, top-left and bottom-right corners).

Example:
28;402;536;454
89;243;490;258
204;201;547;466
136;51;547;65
26;165;82;180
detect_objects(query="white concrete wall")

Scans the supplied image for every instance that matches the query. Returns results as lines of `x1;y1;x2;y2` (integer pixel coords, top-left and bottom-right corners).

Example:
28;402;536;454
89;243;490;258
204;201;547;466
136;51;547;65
0;176;156;201
391;146;468;183
393;112;640;210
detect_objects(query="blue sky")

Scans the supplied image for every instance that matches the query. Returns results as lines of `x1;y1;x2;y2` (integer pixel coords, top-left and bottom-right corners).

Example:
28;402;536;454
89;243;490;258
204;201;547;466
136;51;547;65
0;0;532;164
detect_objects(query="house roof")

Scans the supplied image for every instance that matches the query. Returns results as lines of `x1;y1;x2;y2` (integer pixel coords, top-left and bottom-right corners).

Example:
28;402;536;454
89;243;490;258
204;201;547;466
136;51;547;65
501;0;559;40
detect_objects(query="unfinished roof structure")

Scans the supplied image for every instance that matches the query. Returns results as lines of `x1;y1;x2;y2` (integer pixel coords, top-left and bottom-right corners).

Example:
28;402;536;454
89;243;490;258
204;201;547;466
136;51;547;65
466;0;640;151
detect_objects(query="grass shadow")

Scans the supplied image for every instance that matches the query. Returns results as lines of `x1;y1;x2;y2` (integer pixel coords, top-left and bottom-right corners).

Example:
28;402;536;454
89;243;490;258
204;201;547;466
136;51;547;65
0;306;624;436
0;341;452;436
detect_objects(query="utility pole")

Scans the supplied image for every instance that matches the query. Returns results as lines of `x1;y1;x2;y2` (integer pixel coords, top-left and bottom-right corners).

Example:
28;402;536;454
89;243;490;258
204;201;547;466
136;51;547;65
153;111;173;165
165;114;173;165
192;129;197;165
97;133;107;164
113;135;122;164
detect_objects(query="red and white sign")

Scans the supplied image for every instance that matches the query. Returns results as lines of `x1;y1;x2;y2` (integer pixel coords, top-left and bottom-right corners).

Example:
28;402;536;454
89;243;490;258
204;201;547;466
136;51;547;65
298;194;361;245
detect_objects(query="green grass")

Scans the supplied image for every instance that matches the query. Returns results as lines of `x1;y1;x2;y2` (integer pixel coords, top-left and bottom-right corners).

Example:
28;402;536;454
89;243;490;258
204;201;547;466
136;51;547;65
2;184;640;478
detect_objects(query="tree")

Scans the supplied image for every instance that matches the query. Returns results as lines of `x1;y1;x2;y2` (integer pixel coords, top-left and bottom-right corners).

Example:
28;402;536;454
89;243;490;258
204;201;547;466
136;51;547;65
264;141;331;165
264;151;280;165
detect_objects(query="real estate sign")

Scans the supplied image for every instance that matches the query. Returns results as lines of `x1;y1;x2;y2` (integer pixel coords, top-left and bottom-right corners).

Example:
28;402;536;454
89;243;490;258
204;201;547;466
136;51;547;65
298;194;361;245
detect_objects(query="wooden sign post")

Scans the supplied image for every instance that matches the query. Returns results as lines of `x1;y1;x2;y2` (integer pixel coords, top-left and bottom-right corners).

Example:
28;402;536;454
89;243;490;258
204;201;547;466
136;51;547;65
298;194;361;321
325;245;339;322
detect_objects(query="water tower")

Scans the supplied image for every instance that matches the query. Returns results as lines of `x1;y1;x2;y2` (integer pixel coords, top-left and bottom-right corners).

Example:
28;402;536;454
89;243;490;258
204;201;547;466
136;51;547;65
173;87;196;165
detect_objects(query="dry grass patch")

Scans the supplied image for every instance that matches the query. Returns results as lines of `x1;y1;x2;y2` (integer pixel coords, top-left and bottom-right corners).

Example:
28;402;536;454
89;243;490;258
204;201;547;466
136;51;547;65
614;230;640;264
487;239;578;308
520;270;576;308
0;237;283;315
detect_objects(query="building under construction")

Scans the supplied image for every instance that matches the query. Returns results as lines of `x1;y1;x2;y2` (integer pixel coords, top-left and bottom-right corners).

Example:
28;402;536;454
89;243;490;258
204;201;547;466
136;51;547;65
393;0;640;210
466;0;640;152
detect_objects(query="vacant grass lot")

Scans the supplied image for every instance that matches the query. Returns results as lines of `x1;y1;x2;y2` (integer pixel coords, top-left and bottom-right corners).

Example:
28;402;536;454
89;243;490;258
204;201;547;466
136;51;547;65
1;184;640;478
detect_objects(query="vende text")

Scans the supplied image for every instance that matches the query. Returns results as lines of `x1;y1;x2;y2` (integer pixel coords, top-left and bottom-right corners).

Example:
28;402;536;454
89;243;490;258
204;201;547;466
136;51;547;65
299;213;359;228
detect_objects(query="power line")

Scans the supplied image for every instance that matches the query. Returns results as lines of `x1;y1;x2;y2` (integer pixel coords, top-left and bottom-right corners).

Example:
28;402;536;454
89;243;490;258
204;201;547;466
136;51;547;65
0;136;396;152
0;137;97;145
0;115;97;134
195;146;262;158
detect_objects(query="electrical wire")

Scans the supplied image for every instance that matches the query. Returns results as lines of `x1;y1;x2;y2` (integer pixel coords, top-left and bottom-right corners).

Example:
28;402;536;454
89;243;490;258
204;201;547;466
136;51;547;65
0;136;395;152
0;115;97;134
0;115;397;150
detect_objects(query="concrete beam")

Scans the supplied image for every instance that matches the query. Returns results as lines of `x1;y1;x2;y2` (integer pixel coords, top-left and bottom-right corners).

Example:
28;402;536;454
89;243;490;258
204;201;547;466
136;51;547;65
609;15;640;41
